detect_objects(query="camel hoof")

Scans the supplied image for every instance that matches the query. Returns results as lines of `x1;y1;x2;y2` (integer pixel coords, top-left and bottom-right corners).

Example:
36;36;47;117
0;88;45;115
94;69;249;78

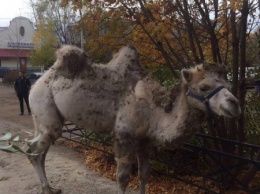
50;187;62;194
41;186;62;194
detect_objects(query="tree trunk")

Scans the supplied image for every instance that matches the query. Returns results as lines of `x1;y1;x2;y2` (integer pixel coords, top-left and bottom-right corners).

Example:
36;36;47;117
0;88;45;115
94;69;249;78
238;0;249;144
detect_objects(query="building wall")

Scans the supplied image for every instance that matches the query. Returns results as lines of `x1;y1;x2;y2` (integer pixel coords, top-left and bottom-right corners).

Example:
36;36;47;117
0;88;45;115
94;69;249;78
1;58;17;67
0;16;35;70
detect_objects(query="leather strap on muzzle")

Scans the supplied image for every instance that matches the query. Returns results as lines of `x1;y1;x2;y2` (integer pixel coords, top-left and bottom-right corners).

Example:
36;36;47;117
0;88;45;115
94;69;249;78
186;86;225;118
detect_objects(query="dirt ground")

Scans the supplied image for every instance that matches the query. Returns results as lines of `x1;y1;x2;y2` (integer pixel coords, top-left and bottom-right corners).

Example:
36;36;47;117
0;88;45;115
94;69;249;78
0;84;138;194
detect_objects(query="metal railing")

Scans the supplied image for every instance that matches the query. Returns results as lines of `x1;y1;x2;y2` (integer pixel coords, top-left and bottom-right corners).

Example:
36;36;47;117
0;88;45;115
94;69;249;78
62;122;260;194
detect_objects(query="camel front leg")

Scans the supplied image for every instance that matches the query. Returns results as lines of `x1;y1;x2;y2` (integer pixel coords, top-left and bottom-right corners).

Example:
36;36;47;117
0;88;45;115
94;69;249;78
29;151;61;194
137;140;150;194
116;156;134;194
114;132;136;194
27;130;61;194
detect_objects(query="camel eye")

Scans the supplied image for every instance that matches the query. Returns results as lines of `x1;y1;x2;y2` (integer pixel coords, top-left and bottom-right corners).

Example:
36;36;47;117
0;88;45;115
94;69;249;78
199;85;210;92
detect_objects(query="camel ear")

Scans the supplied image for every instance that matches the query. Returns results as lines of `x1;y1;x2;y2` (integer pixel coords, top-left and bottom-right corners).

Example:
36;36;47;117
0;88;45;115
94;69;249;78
181;69;192;82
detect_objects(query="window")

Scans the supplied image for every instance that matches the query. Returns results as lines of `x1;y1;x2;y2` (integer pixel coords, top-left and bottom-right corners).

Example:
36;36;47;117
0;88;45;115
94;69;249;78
20;26;25;36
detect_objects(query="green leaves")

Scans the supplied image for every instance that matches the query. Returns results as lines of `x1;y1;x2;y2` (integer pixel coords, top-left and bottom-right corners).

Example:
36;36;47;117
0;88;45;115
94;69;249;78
0;144;14;153
0;132;12;141
0;132;42;155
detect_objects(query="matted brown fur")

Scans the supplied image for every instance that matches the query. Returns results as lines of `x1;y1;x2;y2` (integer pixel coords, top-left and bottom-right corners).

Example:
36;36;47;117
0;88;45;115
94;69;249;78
187;62;226;86
55;45;92;76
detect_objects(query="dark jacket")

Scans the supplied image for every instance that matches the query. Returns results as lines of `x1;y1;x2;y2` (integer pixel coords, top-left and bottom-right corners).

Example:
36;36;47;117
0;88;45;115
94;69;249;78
14;76;31;96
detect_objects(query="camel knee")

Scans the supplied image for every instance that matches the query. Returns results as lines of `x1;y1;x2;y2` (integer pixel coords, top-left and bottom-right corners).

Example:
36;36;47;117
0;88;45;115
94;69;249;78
139;163;150;181
117;168;131;190
37;133;55;151
138;155;150;180
115;152;135;192
41;126;62;141
114;132;137;156
116;158;133;192
50;127;62;140
28;128;61;154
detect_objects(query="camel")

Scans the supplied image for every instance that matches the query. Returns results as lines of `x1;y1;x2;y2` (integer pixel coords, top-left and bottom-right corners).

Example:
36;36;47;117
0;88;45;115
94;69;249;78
28;45;241;194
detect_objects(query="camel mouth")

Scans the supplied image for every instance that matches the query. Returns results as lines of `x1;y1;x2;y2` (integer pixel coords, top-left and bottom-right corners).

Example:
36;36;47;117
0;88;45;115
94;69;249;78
219;106;240;118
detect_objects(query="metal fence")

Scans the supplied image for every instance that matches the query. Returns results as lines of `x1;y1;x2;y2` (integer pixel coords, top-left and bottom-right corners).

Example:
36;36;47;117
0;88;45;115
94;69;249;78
62;122;260;194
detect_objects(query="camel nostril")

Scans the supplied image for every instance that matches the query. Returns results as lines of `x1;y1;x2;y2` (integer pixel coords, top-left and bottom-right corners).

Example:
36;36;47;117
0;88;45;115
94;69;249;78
227;98;238;105
226;97;241;116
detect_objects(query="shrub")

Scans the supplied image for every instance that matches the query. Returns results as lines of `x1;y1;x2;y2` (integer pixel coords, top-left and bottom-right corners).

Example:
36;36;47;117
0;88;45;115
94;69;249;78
2;70;19;84
244;92;260;144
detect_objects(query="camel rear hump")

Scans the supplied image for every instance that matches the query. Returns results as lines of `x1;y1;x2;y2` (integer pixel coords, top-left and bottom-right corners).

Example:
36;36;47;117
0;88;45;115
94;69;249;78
109;46;147;83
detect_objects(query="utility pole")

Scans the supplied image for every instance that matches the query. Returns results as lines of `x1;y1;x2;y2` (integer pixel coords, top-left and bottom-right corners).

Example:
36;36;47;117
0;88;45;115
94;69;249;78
79;5;84;50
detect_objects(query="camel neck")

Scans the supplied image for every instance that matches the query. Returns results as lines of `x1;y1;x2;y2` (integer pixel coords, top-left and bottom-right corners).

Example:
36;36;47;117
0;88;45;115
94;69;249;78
150;84;204;147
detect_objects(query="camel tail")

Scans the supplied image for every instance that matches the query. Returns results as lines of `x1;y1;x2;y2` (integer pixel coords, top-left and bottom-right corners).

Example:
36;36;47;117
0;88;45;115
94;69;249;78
54;45;92;74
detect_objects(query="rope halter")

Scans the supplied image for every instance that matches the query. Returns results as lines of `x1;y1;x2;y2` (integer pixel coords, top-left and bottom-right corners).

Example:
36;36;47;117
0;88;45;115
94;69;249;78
186;86;225;118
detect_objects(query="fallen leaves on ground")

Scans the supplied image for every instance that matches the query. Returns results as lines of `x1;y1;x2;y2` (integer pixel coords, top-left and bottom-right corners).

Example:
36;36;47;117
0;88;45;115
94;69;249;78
64;141;257;194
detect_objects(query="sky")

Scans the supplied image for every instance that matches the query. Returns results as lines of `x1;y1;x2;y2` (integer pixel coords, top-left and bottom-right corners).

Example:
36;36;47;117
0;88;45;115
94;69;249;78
0;0;32;27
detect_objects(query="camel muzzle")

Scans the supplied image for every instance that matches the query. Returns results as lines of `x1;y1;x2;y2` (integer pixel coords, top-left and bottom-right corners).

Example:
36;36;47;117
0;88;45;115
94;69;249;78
186;85;225;118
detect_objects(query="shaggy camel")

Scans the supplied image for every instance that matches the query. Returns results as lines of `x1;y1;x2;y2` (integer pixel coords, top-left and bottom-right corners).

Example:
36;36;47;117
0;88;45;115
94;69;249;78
28;45;241;194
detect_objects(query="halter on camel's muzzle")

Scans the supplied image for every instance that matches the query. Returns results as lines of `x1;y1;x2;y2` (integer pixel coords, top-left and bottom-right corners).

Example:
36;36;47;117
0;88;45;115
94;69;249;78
186;86;225;118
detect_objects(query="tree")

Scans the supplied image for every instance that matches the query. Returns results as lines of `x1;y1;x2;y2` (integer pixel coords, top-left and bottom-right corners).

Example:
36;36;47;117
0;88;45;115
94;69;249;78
29;19;58;70
29;0;80;45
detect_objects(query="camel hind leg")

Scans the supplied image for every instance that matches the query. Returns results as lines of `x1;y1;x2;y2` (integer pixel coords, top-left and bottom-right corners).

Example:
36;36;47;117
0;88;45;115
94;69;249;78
28;115;63;194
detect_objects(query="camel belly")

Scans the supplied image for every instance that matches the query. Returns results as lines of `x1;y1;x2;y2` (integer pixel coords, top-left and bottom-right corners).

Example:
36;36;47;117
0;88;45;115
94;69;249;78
52;79;120;133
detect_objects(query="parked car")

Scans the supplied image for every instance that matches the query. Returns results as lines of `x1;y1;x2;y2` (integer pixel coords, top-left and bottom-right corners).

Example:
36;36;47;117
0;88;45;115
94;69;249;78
227;67;260;89
26;67;42;73
25;72;44;84
0;67;10;78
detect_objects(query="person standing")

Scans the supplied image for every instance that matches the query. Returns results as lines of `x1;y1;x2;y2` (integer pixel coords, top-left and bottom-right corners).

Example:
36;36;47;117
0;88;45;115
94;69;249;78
14;71;31;115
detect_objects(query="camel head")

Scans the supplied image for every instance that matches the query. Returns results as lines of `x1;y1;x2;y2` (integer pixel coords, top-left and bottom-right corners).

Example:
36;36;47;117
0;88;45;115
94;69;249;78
181;62;241;118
